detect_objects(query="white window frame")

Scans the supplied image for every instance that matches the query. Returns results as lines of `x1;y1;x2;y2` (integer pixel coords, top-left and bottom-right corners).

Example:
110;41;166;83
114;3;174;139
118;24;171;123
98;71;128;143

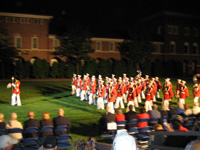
32;37;38;49
53;39;60;50
193;43;198;54
193;28;199;37
184;42;189;54
168;25;178;35
15;36;22;49
169;41;176;53
109;42;114;51
96;41;102;51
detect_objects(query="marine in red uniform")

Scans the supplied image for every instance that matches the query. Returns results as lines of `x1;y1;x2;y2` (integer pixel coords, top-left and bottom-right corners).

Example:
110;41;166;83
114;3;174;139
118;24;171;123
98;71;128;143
107;81;117;114
76;75;82;97
179;80;189;109
11;78;21;106
114;78;125;109
97;80;106;110
88;76;96;105
162;81;173;111
126;82;136;112
71;74;77;95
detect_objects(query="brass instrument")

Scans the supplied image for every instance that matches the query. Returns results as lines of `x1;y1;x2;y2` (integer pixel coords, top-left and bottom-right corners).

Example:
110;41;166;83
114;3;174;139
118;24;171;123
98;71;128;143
193;74;200;83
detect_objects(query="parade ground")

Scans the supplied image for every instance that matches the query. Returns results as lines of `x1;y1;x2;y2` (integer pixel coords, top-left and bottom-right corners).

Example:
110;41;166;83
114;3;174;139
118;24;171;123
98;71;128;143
0;77;195;143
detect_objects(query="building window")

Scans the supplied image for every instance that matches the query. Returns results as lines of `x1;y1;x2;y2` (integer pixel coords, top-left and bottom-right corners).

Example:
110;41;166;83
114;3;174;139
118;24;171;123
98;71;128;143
32;37;38;49
169;41;176;53
154;44;160;53
168;25;178;35
184;27;190;36
5;17;12;23
96;41;101;51
109;42;114;51
53;39;60;49
184;42;189;54
193;28;199;36
15;37;22;49
192;43;198;54
0;16;2;22
157;26;162;35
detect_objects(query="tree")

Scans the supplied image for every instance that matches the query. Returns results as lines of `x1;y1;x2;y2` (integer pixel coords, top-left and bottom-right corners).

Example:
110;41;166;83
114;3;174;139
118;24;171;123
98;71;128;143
0;28;19;78
50;62;59;78
118;28;153;75
54;25;94;74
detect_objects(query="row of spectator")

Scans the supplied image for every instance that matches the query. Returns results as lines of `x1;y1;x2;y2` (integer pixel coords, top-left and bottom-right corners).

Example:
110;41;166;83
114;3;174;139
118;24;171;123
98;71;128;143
0;108;71;139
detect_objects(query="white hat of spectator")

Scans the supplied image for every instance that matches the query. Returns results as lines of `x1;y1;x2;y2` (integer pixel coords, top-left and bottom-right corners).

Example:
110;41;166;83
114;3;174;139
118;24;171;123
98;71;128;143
113;130;136;150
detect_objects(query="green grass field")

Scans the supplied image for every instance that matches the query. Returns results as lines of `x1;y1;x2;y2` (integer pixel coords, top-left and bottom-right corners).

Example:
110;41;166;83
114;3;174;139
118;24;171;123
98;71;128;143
0;77;196;144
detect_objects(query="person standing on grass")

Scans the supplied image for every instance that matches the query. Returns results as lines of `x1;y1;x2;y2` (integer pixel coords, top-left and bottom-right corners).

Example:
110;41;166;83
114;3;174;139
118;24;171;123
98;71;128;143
71;74;77;95
179;80;189;109
107;81;117;114
9;78;21;106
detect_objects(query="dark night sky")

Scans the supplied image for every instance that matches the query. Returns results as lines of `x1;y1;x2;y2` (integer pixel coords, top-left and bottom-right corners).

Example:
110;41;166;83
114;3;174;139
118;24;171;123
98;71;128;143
1;0;200;37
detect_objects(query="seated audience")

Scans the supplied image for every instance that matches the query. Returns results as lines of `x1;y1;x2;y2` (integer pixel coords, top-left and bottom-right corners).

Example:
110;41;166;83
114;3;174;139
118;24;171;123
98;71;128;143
0;113;6;129
0;135;19;150
53;108;71;135
168;104;177;120
115;109;125;123
184;103;193;116
137;107;150;129
6;113;23;139
38;135;58;150
23;111;40;138
40;112;53;137
148;104;161;126
125;105;137;130
113;130;136;150
177;102;185;115
193;113;200;131
98;106;115;134
192;102;200;115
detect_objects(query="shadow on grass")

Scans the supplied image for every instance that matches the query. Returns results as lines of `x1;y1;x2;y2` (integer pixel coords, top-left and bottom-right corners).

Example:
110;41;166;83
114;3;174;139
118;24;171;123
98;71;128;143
0;100;8;104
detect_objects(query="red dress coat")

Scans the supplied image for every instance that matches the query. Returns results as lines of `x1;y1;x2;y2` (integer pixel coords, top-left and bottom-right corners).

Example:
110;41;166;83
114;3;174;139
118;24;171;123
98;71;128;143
145;87;153;101
98;85;106;98
116;84;124;97
163;86;173;100
180;86;189;99
13;81;20;94
76;79;82;89
108;87;117;102
127;87;136;101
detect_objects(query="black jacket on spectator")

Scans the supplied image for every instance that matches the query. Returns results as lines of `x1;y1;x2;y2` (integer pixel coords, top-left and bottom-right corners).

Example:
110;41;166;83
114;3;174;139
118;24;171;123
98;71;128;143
23;119;40;138
0;122;6;129
125;110;137;129
40;120;53;137
53;116;71;135
98;113;115;134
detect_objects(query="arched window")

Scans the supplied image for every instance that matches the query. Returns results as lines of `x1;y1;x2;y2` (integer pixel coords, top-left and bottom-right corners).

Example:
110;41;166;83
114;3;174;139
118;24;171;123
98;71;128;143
192;43;198;54
50;58;59;66
169;41;176;53
184;42;189;54
192;60;197;74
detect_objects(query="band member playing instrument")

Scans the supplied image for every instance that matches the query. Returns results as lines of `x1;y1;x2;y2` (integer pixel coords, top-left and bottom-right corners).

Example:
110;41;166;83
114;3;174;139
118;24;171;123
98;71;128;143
76;75;82;97
88;76;96;105
97;80;106;110
179;80;189;109
193;83;200;103
126;82;136;112
107;81;117;114
155;77;162;98
80;75;88;101
175;79;182;101
162;81;173;111
114;77;125;109
71;74;77;95
145;82;153;112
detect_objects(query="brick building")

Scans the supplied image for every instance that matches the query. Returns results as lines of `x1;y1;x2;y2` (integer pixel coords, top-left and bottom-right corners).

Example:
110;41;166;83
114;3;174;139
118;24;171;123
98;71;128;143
0;12;122;67
140;11;200;76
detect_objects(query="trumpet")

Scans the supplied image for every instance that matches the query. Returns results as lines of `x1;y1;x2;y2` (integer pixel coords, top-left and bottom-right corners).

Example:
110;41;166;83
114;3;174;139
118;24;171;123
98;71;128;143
193;74;200;83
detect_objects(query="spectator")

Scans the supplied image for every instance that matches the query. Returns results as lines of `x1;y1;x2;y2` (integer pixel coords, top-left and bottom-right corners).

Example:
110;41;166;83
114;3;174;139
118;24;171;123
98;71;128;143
113;130;136;150
6;113;23;139
53;108;71;135
115;109;125;123
38;135;58;150
160;104;169;117
23;111;40;138
125;105;137;130
193;113;200;131
184;103;193;116
0;113;6;129
170;115;189;132
137;107;150;129
40;112;53;137
148;104;161;126
192;102;200;115
72;139;93;150
0;135;19;150
98;105;115;134
177;102;185;115
168;104;177;120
